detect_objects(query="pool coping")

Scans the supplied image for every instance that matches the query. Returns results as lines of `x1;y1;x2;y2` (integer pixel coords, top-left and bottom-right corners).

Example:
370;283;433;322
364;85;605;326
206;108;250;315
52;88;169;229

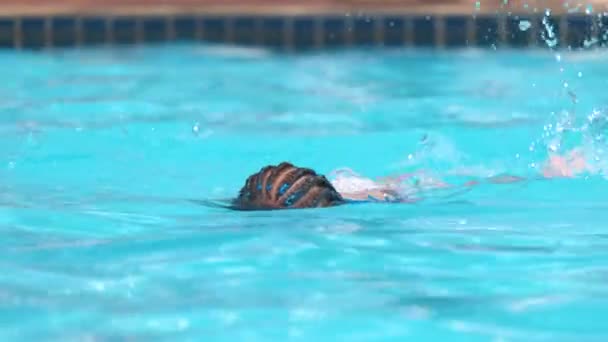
0;2;606;50
0;0;607;17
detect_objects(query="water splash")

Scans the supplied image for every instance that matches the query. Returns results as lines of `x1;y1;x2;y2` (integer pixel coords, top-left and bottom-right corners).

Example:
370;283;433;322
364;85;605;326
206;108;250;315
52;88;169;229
541;10;558;48
581;108;608;174
528;7;608;177
583;37;599;48
518;20;532;31
532;106;608;178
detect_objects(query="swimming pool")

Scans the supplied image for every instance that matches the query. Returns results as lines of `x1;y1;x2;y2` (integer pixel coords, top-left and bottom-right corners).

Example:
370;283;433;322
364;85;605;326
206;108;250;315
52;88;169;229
1;45;608;340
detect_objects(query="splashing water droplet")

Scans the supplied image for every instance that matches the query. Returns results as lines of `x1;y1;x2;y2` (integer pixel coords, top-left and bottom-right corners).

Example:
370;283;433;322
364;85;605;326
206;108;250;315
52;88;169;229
578;71;583;77
192;122;200;135
590;108;602;122
548;142;559;152
563;82;569;88
541;12;558;47
583;37;599;48
586;4;593;14
519;20;531;31
555;54;561;62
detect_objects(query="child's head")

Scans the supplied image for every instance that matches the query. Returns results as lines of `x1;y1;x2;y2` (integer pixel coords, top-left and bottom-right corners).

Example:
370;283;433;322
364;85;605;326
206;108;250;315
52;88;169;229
232;162;344;210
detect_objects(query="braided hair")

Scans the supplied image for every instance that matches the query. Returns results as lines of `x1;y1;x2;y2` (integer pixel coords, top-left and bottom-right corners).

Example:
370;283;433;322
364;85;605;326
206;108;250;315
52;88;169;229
232;162;345;210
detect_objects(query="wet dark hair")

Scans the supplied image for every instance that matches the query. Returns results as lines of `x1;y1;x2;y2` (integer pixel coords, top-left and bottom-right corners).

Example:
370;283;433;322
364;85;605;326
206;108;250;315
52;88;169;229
231;162;345;210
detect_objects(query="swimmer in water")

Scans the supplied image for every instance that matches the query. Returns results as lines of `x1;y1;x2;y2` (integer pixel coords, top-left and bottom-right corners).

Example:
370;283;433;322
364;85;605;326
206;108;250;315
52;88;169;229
229;161;456;210
230;149;590;211
231;150;587;210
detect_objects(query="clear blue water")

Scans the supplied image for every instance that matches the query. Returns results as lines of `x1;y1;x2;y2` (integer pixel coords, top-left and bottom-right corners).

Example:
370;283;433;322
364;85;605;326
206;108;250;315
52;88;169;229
1;45;608;341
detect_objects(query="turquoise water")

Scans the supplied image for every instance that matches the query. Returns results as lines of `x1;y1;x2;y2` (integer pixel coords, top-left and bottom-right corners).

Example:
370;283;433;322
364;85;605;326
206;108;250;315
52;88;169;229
1;45;608;341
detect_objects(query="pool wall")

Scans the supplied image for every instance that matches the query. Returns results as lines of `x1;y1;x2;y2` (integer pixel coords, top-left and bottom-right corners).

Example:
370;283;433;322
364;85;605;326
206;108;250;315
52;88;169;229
0;0;606;50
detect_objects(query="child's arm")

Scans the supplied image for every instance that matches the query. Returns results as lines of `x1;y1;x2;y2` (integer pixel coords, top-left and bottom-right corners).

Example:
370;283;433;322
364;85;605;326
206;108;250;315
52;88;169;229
332;148;589;203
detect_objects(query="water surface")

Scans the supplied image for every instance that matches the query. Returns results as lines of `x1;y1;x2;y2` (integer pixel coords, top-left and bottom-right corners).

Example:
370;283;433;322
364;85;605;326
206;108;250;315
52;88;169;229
1;45;608;341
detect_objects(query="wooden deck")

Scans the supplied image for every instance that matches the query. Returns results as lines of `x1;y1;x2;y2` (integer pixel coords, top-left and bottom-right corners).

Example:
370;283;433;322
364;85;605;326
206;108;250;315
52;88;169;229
0;0;606;16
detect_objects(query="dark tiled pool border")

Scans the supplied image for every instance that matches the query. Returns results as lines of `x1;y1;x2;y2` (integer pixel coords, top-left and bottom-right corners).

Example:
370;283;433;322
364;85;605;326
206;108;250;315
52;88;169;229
0;14;606;50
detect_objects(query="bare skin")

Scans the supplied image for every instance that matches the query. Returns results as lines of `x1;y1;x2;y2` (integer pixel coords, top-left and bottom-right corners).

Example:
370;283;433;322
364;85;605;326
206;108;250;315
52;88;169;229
542;148;587;178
